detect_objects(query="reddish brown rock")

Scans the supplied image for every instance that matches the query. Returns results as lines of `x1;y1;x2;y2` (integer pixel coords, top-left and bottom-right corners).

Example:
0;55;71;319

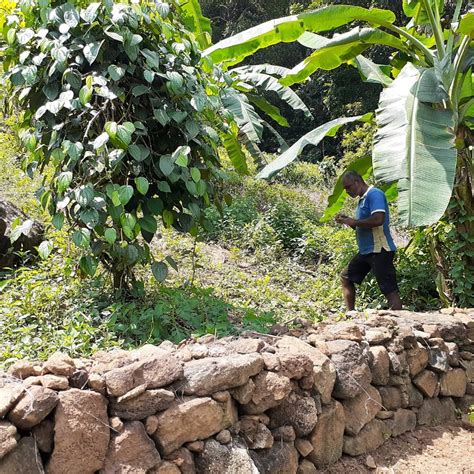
297;460;318;474
179;354;264;396
47;389;109;474
277;353;313;380
378;386;402;411
0;383;24;418
369;346;390;386
440;368;467;397
384;408;416;437
39;374;69;390
343;419;390;456
153;398;232;455
342;385;382;436
105;353;183;397
7;360;36;379
164;447;196;474
413;370;439;397
307;401;345;468
0;437;44;473
32;419;54;453
110;389;175;420
0;421;18;460
239;418;273;449
102;421;161;473
406;344;429;377
295;438;313;457
43;352;75;377
8;385;58;430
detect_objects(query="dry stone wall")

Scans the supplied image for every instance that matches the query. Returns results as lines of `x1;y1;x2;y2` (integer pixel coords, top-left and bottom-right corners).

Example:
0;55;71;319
0;309;473;473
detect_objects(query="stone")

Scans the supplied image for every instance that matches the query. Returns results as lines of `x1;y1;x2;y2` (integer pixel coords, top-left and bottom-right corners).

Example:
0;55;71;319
153;397;233;455
110;389;175;420
326;340;372;399
116;384;147;403
105;353;183;398
164;447;195;474
47;389;109;474
185;441;204;453
145;415;159;435
365;455;377;469
343;419;390;456
307;401;345;468
276;336;336;404
250;441;299;474
406;344;429;376
230;379;255;404
69;370;89;389
365;327;392;345
32;420;54;453
102;421;161;473
268;392;318;437
242;371;291;414
369;346;390;386
109;417;124;433
455;394;474;413
229;338;265;354
463;360;474;382
8;385;58;430
212;391;230;403
88;373;106;392
376;410;393;420
239;418;273;449
151;461;180;473
271;425;296;442
343;385;382;436
23;376;42;386
384;409;416;437
413;370;439;397
295;439;313;457
388;351;408;375
90;350;135;375
297;460;317;474
467;382;474;395
178;354;263;396
277;353;313;380
0;437;44;473
43;352;75;377
427;347;449;373
39;374;69;390
378;386;402;411
417;397;456;426
215;430;232;444
261;353;280;371
0;421;18;460
440;368;467;397
195;439;259;473
323;322;365;342
0;383;24;418
7;360;36;379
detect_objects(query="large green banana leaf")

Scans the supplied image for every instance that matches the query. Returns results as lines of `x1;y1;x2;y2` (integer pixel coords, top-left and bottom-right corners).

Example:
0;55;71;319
281;27;405;86
247;94;289;127
232;71;312;117
257;114;371;179
178;0;212;49
403;0;444;26
222;90;263;143
458;11;474;35
349;55;393;86
373;63;457;227
203;5;395;66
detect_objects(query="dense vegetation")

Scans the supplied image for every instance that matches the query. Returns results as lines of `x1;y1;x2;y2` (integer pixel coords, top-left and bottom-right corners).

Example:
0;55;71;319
0;0;471;364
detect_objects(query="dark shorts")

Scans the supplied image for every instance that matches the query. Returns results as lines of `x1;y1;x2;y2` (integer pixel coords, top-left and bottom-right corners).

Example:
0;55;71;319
342;250;398;295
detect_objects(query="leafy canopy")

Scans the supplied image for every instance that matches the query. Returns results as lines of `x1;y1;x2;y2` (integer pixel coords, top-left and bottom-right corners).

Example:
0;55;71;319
2;0;250;286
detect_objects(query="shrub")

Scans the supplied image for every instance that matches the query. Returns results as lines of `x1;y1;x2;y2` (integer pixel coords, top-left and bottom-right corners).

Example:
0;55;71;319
2;0;246;289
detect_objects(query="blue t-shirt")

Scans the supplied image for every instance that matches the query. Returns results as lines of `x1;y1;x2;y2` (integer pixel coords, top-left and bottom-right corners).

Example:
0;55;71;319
355;187;396;255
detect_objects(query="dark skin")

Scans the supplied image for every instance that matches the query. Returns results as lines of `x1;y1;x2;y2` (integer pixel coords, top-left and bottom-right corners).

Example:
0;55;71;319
336;176;402;311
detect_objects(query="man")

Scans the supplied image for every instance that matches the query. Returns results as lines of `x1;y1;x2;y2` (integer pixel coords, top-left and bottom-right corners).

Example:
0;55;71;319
335;171;402;310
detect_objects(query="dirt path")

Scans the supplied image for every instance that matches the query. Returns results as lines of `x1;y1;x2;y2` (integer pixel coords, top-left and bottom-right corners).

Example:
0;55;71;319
320;422;473;473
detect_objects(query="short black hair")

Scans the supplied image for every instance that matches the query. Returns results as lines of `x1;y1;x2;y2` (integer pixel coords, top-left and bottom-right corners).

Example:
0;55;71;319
342;171;363;183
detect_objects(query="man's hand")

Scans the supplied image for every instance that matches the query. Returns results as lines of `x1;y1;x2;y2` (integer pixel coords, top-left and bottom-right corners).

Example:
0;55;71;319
335;214;356;229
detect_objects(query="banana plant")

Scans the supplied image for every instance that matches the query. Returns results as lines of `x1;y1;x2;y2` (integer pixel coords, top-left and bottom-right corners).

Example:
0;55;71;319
203;1;473;229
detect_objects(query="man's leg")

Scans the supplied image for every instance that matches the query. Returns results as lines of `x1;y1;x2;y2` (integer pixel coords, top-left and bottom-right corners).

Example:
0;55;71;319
372;250;402;310
341;254;370;311
341;276;356;310
386;290;402;310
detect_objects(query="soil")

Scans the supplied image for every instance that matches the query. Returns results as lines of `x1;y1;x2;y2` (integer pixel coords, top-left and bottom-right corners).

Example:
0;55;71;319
320;422;473;474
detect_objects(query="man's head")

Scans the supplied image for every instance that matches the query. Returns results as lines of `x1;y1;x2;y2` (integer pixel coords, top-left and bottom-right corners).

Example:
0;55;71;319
341;171;367;198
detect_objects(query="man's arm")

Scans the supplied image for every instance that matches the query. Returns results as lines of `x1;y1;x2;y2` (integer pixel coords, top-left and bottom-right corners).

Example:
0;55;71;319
336;212;385;229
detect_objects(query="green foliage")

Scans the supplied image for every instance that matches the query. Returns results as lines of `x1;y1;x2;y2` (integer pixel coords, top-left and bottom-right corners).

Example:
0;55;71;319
2;0;248;288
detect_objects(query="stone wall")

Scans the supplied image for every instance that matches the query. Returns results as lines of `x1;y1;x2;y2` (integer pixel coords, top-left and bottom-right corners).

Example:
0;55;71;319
0;309;473;473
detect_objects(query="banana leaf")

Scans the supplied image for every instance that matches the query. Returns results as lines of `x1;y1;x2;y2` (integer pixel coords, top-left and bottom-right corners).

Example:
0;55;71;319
203;5;395;66
373;63;457;227
178;0;212;49
349;55;393;86
257;113;372;179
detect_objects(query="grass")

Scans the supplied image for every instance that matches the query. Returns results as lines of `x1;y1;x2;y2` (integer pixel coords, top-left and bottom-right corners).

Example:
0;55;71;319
0;124;441;366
